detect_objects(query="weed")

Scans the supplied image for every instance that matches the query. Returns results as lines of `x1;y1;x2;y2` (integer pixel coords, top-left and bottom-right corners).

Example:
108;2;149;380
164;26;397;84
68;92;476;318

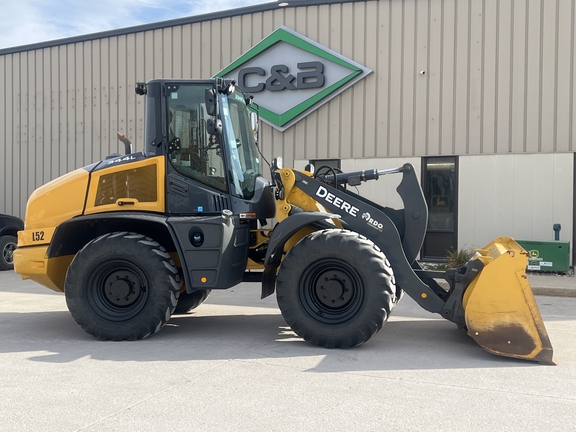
446;246;474;268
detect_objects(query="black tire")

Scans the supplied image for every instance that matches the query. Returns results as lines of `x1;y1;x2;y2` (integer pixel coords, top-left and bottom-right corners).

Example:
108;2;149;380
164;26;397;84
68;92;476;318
174;289;211;314
65;232;180;341
276;229;396;348
0;235;17;271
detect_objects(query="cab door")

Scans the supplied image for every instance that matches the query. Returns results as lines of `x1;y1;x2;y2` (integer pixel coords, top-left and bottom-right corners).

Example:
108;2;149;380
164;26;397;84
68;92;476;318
163;84;231;214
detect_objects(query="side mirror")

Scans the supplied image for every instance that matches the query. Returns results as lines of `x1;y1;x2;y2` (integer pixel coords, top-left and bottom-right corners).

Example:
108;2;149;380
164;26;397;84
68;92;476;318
272;157;283;170
205;88;217;116
250;111;259;135
207;119;222;135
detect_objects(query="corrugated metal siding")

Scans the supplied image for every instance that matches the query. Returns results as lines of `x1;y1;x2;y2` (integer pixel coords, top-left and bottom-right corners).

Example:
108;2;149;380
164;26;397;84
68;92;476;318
1;0;576;217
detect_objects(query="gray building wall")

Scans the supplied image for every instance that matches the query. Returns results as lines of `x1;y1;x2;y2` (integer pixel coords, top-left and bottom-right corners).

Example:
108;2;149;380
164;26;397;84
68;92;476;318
1;0;575;251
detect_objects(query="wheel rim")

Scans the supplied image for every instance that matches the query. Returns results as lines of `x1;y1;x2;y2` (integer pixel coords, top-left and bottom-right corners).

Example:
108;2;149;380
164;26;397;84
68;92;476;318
87;260;149;321
3;241;16;265
299;258;364;325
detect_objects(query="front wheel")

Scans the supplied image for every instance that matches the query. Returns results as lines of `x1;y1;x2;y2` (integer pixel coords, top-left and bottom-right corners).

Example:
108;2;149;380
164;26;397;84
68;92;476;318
65;232;180;341
276;229;396;348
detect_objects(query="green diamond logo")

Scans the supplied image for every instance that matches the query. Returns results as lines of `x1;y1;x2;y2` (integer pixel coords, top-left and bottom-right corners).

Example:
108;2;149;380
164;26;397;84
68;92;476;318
216;26;372;131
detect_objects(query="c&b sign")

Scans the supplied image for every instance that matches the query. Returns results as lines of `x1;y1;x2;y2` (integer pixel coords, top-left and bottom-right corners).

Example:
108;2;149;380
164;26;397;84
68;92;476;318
216;26;372;131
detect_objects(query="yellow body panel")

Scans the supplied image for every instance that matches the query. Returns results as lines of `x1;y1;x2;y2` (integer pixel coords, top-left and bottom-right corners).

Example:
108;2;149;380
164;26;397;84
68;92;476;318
246;258;265;270
23;168;89;233
463;237;555;364
18;226;56;246
13;245;73;292
84;156;165;215
15;168;89;286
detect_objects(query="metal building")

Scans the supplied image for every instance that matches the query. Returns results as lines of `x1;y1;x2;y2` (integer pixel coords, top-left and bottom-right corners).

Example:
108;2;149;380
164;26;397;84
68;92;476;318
1;0;575;261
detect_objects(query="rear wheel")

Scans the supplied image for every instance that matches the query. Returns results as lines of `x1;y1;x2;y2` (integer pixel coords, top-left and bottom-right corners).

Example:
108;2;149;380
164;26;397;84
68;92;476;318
0;235;17;271
174;290;211;314
65;232;180;340
276;229;396;348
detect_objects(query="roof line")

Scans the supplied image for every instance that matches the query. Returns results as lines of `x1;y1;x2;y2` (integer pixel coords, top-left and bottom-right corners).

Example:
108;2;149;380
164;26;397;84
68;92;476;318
0;0;369;56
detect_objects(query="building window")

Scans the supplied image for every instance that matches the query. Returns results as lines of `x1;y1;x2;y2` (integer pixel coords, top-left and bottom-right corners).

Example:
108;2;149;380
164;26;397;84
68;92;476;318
421;156;458;260
308;159;341;175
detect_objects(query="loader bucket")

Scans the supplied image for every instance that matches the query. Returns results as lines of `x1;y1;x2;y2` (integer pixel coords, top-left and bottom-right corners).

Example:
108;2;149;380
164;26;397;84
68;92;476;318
462;237;556;365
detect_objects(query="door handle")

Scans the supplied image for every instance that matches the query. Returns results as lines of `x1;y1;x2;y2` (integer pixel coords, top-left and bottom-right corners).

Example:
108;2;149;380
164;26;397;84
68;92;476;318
117;199;137;206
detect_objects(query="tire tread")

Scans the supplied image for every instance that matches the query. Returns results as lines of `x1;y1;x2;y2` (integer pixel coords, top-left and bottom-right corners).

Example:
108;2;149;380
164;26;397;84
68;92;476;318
276;229;396;348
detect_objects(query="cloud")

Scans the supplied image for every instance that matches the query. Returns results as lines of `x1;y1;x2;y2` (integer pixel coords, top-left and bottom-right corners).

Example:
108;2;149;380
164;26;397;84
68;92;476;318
0;0;272;50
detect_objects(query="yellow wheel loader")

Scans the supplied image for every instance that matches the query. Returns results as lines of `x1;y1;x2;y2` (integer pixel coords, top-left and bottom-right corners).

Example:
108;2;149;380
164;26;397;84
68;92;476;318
14;79;555;364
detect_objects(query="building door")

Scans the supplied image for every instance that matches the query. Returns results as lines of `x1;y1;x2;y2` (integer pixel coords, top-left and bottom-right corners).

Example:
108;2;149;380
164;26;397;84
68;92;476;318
421;157;458;260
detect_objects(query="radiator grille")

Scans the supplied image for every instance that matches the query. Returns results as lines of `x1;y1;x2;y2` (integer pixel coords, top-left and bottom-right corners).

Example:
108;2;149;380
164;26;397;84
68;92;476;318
212;195;229;212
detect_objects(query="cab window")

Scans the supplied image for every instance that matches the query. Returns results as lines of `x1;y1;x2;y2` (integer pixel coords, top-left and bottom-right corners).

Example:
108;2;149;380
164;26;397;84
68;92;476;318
167;85;227;193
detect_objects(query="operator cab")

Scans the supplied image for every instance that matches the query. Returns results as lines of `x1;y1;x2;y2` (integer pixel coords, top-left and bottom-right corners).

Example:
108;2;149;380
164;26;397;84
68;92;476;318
139;79;275;219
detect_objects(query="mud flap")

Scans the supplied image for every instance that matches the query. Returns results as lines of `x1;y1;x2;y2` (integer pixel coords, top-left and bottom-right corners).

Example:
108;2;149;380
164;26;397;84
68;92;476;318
462;237;556;365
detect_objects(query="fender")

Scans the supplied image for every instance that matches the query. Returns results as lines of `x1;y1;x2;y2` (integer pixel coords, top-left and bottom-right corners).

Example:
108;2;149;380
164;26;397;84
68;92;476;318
261;211;341;299
48;212;191;291
48;212;176;257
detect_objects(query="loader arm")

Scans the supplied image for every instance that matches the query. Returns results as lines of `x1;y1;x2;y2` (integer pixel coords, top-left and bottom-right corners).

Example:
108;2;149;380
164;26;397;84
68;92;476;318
334;164;427;264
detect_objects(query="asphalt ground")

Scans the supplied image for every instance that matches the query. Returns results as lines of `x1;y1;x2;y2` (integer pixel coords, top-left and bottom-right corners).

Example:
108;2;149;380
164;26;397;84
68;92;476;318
1;270;575;432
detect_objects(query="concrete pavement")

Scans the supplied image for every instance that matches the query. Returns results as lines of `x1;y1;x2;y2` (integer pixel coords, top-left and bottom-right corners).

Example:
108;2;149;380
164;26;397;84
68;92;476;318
1;269;576;432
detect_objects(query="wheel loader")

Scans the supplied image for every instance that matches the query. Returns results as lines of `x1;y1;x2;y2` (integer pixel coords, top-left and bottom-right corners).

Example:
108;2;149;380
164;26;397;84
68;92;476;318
14;78;555;364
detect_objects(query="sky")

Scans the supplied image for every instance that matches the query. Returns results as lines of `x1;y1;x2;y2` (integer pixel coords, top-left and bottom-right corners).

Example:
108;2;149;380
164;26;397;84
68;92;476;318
0;0;274;50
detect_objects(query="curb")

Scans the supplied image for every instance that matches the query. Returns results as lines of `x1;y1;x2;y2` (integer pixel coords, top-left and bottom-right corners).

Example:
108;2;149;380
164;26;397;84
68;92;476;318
435;280;576;298
532;287;576;298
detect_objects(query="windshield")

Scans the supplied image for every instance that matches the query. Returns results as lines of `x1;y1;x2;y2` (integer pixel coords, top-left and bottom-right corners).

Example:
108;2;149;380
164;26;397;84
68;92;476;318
220;90;262;200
